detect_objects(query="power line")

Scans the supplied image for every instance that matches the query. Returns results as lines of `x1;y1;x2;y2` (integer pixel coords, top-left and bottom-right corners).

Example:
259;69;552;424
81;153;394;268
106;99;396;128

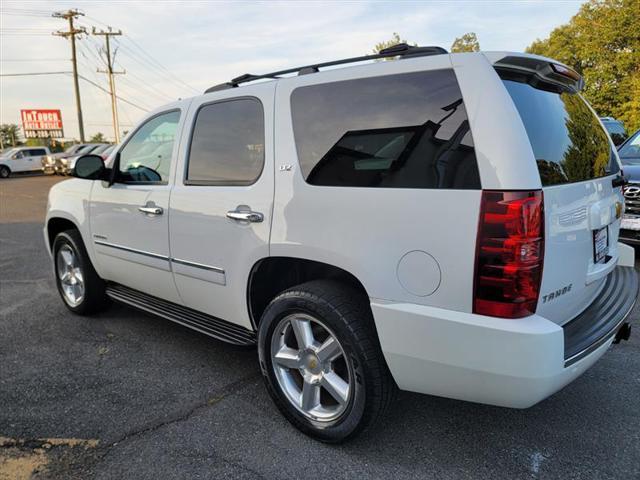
112;41;192;96
0;32;54;36
77;75;150;112
0;58;69;62
86;10;198;96
0;12;53;18
0;71;72;77
117;73;174;103
112;35;200;93
2;7;53;13
111;80;156;111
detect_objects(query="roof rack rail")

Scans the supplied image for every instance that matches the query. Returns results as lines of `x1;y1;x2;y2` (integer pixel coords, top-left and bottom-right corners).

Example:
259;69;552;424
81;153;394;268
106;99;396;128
204;43;447;93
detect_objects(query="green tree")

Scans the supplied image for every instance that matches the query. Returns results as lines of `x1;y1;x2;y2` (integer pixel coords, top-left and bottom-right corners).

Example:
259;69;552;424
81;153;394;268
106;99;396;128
89;132;107;143
450;32;480;53
527;0;640;131
0;124;22;148
372;32;416;60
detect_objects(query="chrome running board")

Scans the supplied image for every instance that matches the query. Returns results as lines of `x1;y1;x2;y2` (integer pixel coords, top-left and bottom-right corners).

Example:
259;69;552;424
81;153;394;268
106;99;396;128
105;283;256;346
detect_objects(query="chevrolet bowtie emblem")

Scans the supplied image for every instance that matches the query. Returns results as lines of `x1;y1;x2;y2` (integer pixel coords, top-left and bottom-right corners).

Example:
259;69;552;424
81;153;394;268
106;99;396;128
615;201;623;219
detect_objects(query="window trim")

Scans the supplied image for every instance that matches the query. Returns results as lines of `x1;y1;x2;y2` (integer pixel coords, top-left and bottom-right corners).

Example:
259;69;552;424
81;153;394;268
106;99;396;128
182;96;265;187
115;108;181;186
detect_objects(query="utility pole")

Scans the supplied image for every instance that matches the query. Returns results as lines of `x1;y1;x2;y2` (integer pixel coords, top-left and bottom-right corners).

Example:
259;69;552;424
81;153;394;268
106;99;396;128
53;9;87;142
93;27;124;143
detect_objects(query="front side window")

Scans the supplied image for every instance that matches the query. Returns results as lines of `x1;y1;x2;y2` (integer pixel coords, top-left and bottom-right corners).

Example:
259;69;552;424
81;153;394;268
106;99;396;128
118;110;180;184
290;70;480;189
186;98;264;185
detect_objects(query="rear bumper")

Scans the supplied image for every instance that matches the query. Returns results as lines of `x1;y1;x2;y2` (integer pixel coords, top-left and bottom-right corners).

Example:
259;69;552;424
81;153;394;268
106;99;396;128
372;265;638;408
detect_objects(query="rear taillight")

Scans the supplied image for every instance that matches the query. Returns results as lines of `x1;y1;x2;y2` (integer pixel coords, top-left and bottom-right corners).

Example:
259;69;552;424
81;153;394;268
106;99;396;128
473;190;544;318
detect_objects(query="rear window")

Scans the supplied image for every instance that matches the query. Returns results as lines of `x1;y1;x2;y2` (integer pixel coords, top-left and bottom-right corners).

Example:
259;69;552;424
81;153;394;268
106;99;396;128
499;70;618;186
290;70;480;189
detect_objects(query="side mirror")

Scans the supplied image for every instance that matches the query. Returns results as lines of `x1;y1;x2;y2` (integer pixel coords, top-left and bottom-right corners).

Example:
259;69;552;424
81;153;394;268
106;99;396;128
73;154;107;180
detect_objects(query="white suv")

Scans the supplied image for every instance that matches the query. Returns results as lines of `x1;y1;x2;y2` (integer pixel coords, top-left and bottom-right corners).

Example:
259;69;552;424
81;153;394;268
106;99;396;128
0;146;50;177
44;45;638;442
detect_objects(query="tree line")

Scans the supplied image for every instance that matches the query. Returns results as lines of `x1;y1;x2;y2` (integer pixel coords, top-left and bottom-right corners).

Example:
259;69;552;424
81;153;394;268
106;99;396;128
375;0;638;132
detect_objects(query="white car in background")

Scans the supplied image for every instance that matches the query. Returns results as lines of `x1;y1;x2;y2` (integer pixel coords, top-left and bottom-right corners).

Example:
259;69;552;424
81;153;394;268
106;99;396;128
0;146;51;178
44;46;638;442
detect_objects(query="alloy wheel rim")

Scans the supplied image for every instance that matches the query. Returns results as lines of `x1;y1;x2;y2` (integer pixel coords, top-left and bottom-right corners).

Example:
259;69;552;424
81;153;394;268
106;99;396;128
56;244;84;307
271;313;352;422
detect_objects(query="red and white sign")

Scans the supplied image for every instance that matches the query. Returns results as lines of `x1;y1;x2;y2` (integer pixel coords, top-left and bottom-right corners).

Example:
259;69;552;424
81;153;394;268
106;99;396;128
21;109;64;138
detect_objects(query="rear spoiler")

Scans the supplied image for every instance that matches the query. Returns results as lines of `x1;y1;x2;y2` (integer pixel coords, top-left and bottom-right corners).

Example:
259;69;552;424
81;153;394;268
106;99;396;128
484;53;584;92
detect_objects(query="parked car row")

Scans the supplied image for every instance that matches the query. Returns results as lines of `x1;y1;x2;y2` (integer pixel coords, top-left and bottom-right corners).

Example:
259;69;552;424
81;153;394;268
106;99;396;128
43;143;115;175
0;143;116;178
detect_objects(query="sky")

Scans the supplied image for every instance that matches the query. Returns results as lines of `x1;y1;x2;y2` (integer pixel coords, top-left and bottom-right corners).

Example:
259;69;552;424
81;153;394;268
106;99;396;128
1;0;584;142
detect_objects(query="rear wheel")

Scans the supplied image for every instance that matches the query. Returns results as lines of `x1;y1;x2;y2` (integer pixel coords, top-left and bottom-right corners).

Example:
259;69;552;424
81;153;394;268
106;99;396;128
53;229;109;315
258;280;395;442
0;166;10;178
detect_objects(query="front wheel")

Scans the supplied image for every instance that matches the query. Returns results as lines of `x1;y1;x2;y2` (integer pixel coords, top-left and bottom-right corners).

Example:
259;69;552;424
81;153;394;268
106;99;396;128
258;280;395;442
53;229;109;315
0;166;10;178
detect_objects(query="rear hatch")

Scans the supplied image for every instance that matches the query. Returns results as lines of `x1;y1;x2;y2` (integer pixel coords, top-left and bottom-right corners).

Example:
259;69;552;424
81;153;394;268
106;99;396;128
497;62;624;325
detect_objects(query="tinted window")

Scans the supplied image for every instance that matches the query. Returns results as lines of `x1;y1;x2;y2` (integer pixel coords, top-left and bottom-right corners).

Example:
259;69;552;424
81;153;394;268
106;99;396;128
27;149;46;156
500;71;619;186
77;145;94;154
602;122;628;146
619;131;640;165
118;110;180;184
290;70;480;189
186;99;264;185
603;122;626;136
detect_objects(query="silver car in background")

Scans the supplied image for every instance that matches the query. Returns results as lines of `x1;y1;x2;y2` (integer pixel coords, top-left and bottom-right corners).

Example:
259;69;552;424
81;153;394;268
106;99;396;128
55;144;109;175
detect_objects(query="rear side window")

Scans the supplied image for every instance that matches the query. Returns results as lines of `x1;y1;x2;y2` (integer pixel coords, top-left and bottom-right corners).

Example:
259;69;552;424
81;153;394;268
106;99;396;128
290;70;480;189
499;70;619;186
186;98;264;185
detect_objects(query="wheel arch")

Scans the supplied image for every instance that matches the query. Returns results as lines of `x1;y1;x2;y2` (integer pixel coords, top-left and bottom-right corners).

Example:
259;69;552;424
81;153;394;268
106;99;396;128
247;256;371;330
46;216;80;250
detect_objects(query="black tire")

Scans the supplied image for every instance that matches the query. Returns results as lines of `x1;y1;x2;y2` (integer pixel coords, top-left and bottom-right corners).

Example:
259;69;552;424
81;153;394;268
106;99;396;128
258;280;396;442
53;229;109;315
0;165;10;178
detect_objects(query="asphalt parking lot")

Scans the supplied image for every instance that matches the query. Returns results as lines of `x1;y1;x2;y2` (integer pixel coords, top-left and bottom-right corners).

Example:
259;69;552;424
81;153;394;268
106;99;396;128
1;174;639;479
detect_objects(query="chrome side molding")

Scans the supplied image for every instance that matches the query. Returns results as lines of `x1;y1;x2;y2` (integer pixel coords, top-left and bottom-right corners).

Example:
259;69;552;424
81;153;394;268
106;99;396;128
93;241;225;275
94;239;169;261
171;257;225;274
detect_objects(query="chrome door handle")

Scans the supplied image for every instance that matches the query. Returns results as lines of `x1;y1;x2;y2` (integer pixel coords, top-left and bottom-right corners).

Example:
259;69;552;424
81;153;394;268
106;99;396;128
138;205;163;216
226;209;263;223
